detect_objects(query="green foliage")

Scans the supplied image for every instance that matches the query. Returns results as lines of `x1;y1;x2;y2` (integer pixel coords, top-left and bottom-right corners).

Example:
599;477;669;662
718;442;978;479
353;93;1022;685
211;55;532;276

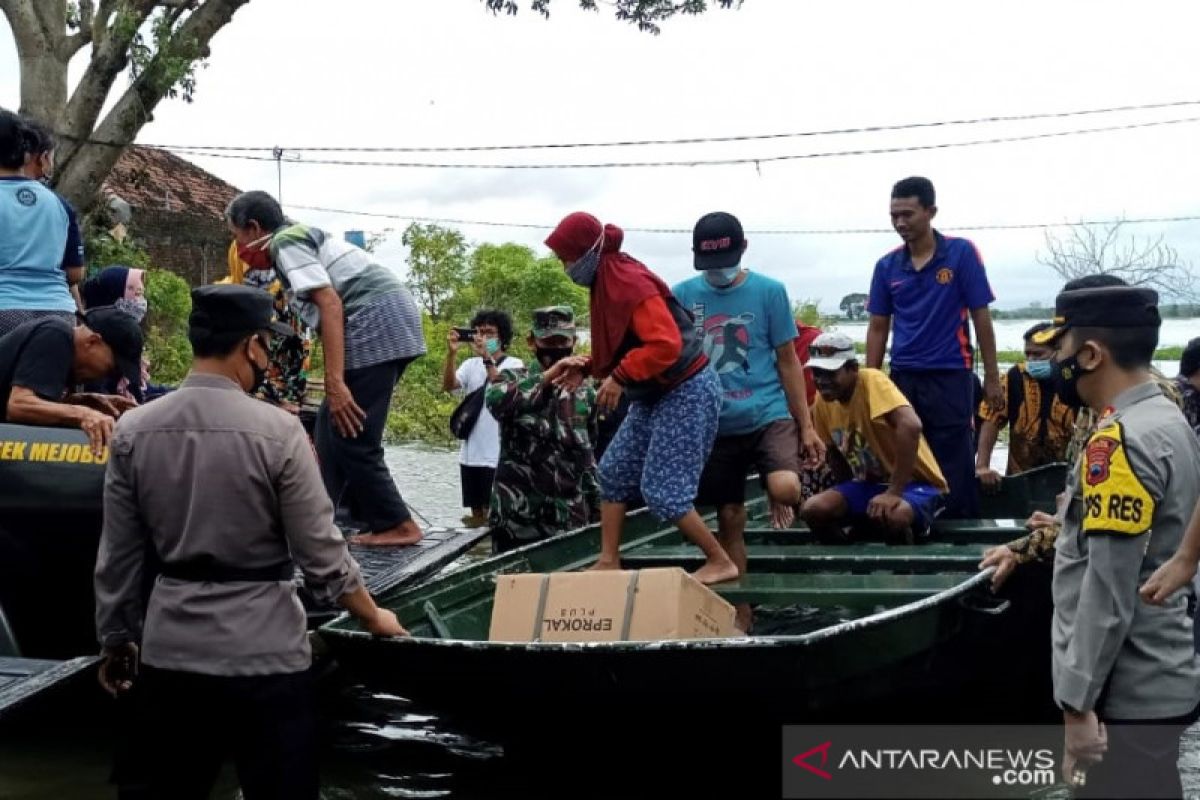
444;243;589;333
402;223;469;321
309;338;325;377
85;230;152;274
385;317;458;446
128;7;206;103
481;0;741;34
143;269;192;384
990;346;1181;364
792;298;833;327
383;314;543;446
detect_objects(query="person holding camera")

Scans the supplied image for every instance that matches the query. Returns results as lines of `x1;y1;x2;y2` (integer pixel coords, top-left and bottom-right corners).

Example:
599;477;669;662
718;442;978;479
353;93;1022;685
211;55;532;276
442;310;523;527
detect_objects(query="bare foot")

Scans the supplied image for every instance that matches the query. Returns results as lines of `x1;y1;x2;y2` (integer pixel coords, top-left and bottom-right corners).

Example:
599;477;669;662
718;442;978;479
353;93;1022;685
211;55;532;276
348;520;423;547
734;603;754;635
769;502;795;529
692;558;740;586
586;558;621;572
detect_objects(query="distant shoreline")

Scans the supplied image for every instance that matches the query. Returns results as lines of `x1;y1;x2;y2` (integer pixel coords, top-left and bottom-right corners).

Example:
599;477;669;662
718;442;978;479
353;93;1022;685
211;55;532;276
845;341;1186;362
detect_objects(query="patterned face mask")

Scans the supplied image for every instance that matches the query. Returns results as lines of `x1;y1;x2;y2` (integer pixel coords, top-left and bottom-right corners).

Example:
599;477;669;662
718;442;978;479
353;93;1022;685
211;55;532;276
114;296;148;323
566;231;606;288
567;248;600;287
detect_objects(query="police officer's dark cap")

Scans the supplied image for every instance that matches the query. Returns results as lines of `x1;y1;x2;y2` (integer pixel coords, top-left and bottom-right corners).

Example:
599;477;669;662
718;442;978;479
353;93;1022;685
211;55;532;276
189;285;295;340
1032;286;1161;345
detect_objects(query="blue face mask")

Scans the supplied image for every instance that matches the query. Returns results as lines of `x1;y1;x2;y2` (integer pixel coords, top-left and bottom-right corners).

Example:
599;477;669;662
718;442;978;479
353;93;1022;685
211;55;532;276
704;266;742;288
1025;359;1052;380
567;249;600;287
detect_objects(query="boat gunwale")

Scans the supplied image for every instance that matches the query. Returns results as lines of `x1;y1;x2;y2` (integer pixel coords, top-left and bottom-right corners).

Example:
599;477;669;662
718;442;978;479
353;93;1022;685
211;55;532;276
320;567;996;653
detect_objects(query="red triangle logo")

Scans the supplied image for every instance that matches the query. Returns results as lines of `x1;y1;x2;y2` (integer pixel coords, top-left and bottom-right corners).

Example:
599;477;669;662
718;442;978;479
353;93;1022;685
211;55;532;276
792;741;833;780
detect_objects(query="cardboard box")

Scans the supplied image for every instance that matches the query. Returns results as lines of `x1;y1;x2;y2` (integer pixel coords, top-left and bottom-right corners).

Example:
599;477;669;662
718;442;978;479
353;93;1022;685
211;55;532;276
488;567;737;643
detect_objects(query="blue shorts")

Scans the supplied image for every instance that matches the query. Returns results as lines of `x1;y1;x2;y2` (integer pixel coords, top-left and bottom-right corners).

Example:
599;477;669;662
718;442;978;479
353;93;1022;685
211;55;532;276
831;481;945;533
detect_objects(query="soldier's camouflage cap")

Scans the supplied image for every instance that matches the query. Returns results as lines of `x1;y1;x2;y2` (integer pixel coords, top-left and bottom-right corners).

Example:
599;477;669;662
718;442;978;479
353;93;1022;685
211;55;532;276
532;306;576;340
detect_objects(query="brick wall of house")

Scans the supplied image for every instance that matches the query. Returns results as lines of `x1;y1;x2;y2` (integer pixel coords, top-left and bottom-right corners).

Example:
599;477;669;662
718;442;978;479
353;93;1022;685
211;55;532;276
131;208;230;287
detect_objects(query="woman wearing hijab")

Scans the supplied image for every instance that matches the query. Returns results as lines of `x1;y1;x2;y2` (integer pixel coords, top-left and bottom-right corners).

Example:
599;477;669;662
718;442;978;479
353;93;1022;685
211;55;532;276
543;212;737;585
81;266;147;321
226;191;426;548
80;266;150;401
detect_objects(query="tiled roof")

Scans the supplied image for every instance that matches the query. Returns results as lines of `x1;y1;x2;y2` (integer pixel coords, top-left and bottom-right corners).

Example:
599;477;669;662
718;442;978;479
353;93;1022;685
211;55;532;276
101;145;240;219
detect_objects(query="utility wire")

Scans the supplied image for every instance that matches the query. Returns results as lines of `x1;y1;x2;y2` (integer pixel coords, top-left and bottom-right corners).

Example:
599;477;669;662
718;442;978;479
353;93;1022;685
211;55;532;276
67;98;1200;153
287;205;1200;235
166;116;1200;170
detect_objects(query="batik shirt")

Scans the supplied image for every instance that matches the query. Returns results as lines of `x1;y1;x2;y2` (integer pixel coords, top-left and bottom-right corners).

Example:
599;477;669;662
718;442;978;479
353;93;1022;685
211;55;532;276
485;362;601;541
1007;369;1184;563
978;364;1076;475
1174;375;1200;439
245;268;310;406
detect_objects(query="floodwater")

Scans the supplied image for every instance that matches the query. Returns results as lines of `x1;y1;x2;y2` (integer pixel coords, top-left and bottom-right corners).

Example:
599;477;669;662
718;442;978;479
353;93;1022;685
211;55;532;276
3;443;1199;798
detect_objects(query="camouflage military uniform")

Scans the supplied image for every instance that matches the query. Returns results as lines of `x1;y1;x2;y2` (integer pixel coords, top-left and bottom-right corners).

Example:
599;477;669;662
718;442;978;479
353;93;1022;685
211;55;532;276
485;361;601;548
1007;367;1184;563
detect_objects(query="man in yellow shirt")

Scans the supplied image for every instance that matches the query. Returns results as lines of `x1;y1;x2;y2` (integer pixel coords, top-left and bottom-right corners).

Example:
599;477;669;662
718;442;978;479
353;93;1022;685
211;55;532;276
800;333;948;541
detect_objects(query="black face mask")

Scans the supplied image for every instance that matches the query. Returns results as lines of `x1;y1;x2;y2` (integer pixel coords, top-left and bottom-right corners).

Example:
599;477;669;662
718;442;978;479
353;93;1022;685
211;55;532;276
1051;349;1092;409
537;347;574;370
247;339;269;394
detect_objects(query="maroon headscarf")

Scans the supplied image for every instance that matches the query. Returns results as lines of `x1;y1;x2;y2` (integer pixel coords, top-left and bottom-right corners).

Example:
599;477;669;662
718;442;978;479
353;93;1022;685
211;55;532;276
546;212;672;379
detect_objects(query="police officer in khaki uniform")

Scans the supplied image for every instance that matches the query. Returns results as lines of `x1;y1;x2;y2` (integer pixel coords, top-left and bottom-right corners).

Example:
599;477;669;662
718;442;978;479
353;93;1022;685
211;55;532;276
95;285;406;800
1035;285;1200;797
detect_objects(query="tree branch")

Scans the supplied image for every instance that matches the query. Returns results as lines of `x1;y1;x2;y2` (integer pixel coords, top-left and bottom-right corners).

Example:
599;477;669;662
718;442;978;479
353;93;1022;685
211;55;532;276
60;0;96;58
56;0;250;211
92;0;121;43
57;0;159;165
1039;219;1197;301
27;0;64;50
0;0;46;50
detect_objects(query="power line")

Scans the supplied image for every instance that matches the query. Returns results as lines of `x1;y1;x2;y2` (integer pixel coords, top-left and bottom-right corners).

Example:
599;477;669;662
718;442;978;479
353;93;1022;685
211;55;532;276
167;116;1200;170
287;204;1200;235
126;98;1200;154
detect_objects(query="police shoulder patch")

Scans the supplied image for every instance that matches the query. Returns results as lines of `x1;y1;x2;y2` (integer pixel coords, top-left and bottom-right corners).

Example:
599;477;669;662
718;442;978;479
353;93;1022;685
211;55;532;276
1080;422;1154;536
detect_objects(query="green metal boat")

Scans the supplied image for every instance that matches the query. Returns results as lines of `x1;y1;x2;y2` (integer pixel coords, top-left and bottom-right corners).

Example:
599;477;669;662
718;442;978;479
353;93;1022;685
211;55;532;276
320;465;1064;726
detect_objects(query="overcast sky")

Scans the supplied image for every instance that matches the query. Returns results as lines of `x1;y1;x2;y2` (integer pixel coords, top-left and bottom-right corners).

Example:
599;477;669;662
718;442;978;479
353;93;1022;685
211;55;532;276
4;0;1200;311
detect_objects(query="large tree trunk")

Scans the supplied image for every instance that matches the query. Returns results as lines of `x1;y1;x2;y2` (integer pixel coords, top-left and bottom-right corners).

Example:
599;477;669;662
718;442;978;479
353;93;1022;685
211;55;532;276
17;53;69;125
2;0;250;213
3;0;68;123
53;0;250;213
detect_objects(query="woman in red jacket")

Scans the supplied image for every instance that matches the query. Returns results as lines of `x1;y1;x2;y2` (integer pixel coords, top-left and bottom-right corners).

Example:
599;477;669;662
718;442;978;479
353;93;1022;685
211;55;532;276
544;212;737;585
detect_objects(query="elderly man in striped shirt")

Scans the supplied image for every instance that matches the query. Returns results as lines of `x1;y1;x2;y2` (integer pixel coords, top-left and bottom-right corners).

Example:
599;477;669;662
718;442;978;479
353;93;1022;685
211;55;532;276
227;191;427;546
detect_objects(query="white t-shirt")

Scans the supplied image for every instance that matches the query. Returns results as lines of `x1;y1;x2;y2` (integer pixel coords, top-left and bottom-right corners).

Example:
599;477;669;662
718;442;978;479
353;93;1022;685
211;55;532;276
456;355;523;467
